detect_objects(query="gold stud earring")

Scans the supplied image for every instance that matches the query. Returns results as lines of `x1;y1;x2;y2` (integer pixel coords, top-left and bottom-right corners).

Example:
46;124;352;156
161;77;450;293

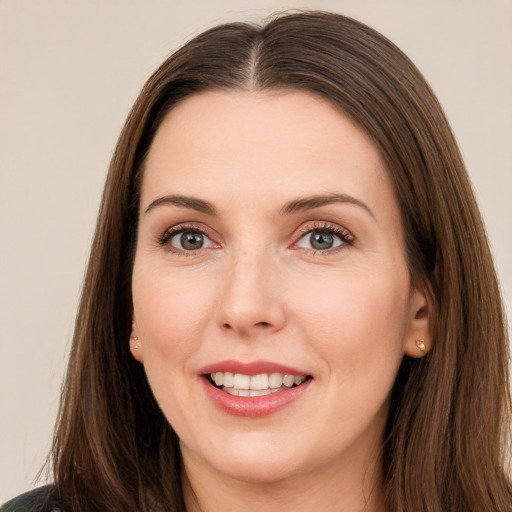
416;339;426;352
131;336;140;350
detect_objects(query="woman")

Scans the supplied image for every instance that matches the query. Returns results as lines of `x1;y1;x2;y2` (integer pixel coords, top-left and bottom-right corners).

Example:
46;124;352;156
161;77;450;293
3;10;511;512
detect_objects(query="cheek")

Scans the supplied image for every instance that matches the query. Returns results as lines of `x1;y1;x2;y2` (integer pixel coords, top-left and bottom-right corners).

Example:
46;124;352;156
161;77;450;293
132;266;217;364
131;266;217;432
291;266;411;375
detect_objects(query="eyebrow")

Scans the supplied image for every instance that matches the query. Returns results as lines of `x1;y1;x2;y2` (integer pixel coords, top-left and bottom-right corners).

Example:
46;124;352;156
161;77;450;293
144;192;373;218
145;195;217;215
280;193;374;218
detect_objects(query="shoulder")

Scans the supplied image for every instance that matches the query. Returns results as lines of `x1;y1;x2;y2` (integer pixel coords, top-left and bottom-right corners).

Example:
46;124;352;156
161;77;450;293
1;486;62;512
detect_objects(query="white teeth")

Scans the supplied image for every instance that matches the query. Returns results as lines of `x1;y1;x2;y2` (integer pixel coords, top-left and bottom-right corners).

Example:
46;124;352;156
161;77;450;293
223;387;281;397
210;371;308;394
233;373;250;390
223;372;234;387
249;388;275;397
250;374;269;390
282;374;295;387
269;373;283;389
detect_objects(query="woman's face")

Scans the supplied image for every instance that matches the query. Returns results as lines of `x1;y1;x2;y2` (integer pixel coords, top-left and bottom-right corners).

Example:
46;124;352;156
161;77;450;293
131;90;430;487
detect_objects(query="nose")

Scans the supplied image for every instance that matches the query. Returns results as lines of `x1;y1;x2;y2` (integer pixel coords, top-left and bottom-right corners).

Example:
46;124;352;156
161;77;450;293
216;250;286;338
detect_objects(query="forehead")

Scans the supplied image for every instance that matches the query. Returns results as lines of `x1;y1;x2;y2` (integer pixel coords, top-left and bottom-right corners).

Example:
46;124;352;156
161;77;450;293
141;89;394;215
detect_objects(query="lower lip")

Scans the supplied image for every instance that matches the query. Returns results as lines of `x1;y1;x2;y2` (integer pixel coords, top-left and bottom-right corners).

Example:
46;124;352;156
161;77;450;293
201;377;312;418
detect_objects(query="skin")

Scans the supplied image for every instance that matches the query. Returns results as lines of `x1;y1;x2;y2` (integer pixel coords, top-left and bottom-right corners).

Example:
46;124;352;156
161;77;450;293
131;90;431;512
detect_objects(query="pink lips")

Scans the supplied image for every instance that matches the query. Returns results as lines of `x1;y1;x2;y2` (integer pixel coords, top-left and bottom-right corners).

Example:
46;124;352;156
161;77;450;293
199;359;312;418
199;359;309;376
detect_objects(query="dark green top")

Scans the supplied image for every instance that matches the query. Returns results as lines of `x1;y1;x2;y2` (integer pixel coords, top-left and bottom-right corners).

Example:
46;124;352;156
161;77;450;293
1;487;59;512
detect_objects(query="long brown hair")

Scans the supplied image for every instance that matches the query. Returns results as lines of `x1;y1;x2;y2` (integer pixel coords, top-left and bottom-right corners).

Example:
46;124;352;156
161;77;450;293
45;11;511;511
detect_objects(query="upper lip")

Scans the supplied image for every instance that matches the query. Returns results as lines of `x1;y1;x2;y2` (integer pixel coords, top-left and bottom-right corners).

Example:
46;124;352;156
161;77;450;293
199;359;311;376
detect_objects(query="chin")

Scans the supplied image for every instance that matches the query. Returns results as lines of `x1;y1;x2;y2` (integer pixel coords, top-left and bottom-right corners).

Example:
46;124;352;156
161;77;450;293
215;454;302;485
182;432;309;485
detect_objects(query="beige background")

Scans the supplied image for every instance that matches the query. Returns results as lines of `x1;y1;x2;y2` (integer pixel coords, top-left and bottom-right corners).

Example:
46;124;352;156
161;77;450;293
1;0;511;501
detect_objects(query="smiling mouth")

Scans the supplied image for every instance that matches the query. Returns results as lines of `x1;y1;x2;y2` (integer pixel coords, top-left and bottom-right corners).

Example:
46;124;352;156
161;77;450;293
207;372;311;397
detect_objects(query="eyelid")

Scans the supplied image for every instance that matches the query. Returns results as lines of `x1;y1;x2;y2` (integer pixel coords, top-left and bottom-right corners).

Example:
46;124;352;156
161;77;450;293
292;221;354;252
156;220;353;255
158;222;220;254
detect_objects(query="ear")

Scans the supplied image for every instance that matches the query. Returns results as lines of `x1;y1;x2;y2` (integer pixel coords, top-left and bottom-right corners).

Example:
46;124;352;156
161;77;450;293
129;316;144;363
403;283;433;358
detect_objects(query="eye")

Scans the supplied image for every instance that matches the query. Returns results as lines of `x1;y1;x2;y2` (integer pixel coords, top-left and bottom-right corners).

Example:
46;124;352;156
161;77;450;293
159;226;215;253
295;224;353;252
171;231;211;250
298;230;342;250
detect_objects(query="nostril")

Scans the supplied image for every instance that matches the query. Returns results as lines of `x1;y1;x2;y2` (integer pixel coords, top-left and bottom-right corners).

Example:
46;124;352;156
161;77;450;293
222;321;271;332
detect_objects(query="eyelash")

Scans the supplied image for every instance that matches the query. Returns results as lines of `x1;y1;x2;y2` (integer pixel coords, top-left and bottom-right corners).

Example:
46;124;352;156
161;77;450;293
295;222;354;254
158;223;213;256
158;221;354;255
